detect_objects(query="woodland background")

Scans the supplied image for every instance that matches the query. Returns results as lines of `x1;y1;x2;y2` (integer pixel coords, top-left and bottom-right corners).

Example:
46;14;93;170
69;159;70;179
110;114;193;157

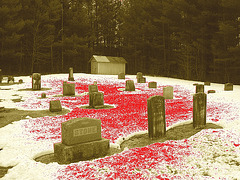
0;0;240;84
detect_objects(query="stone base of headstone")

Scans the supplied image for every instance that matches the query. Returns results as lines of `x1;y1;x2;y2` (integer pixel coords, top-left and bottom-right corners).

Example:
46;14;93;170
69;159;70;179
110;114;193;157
193;93;206;129
204;82;211;86
208;90;216;94
63;82;75;96
118;73;125;79
49;100;62;112
147;95;166;139
163;86;173;99
148;82;157;88
89;92;104;108
54;138;109;164
196;84;204;93
224;83;233;91
41;93;46;98
125;80;135;91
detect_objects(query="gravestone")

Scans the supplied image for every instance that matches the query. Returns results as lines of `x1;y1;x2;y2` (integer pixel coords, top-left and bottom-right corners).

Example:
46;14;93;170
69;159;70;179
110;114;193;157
163;86;173;99
118;72;125;79
139;77;146;83
0;69;2;83
148;81;157;88
147;95;166;139
41;93;46;98
196;84;204;93
136;72;143;79
49;100;62;112
89;85;98;93
224;83;233;91
63;81;75;96
32;73;41;90
54;117;109;164
193;92;207;129
89;92;104;108
8;76;14;83
125;80;135;91
68;67;74;81
204;82;211;86
19;79;23;83
208;90;216;94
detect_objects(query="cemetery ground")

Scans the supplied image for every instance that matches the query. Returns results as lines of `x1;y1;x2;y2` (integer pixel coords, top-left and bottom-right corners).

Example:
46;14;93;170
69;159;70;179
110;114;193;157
0;74;240;179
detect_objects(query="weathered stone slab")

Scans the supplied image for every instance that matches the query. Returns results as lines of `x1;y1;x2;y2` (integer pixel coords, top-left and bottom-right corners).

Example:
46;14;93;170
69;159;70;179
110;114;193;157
68;67;74;81
163;86;173;99
61;117;102;145
125;80;135;91
118;72;125;79
148;81;157;88
32;73;41;90
224;83;233;91
54;138;109;164
147;95;166;139
49;100;62;112
41;93;46;98
89;92;104;107
193;93;207;129
88;85;98;93
63;81;75;96
196;84;204;93
204;82;211;86
208;90;216;94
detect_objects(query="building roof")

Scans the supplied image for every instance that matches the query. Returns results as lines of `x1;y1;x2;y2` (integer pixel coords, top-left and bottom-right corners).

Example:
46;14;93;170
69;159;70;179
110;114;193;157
90;55;127;64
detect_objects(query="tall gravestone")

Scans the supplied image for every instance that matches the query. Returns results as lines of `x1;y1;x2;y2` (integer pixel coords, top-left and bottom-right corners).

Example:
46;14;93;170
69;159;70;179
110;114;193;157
32;73;41;90
68;67;74;81
224;83;233;91
125;80;135;91
49;100;62;112
63;81;75;96
163;86;173;99
148;81;157;88
193;92;207;129
196;84;204;93
0;69;2;83
147;95;166;139
54;117;109;164
118;72;125;79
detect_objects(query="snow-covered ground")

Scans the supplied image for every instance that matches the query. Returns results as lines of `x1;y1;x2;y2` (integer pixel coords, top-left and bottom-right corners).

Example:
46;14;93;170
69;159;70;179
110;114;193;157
0;73;240;179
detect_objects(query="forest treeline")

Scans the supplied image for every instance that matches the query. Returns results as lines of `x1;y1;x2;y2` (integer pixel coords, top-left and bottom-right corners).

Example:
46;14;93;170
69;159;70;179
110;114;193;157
0;0;240;84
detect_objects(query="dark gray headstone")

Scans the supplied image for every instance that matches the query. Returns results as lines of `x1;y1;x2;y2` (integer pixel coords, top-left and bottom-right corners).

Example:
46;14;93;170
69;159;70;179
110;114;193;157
196;84;204;93
193;93;207;129
148;81;157;88
89;92;104;107
224;83;233;91
147;95;166;139
88;85;98;93
32;73;41;90
163;86;173;99
49;100;62;112
61;117;102;145
125;80;135;91
68;67;74;81
63;81;75;96
118;72;125;79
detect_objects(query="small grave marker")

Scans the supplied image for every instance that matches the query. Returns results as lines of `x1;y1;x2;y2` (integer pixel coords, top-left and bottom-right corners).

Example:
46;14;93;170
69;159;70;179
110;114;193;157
147;95;166;139
68;67;74;81
148;81;157;88
49;100;62;112
196;84;204;93
19;79;23;83
125;80;135;91
163;86;173;99
224;83;233;91
32;73;41;90
118;72;125;79
193;92;207;129
89;92;104;107
41;93;46;98
63;81;75;96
